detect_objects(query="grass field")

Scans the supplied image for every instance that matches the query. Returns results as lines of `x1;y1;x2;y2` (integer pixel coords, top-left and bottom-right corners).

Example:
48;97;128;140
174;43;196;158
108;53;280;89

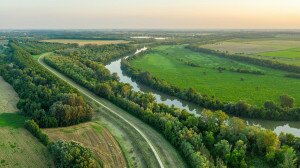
44;122;127;168
130;45;300;106
201;39;300;66
41;39;129;46
0;77;54;168
0;77;19;113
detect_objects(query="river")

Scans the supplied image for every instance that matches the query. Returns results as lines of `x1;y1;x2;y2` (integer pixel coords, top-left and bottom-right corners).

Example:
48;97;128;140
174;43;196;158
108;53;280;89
105;48;300;137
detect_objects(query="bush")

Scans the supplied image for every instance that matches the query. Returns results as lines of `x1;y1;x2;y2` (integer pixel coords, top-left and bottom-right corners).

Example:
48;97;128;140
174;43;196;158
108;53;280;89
24;120;50;146
49;140;98;168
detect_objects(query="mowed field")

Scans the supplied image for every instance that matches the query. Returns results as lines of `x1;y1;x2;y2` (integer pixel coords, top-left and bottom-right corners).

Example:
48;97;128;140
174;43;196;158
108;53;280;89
0;77;54;168
131;45;300;106
41;39;129;46
201;39;300;66
44;122;127;168
0;77;19;113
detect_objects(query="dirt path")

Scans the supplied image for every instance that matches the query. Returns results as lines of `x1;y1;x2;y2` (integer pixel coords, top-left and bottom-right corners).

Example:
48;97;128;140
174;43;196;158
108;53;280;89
38;53;187;168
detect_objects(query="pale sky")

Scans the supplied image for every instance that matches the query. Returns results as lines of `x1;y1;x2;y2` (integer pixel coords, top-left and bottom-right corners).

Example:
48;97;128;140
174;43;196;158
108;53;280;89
1;0;300;29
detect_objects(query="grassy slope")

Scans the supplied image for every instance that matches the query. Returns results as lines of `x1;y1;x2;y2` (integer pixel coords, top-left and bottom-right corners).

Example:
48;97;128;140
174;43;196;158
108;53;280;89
201;39;300;66
131;45;300;106
0;77;54;168
39;53;187;168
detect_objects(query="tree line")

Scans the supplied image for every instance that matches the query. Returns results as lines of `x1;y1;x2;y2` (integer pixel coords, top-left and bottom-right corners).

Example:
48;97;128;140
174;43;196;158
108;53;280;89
187;45;300;74
122;53;300;121
0;41;93;127
44;44;300;167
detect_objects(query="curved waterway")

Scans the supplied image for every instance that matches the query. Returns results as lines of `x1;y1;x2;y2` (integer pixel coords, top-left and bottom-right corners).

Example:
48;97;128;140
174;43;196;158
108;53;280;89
105;48;300;137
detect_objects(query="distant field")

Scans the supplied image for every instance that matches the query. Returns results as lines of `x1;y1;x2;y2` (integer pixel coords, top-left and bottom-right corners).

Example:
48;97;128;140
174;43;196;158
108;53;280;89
201;39;300;66
131;45;300;106
44;122;127;168
41;39;129;46
0;77;54;168
0;77;19;113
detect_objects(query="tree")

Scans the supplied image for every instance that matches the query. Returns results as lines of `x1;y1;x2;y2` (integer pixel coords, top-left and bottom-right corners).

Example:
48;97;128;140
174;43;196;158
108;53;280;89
214;140;232;163
49;140;98;168
280;146;297;168
49;94;93;126
204;131;215;149
229;140;247;168
280;94;294;108
190;151;210;168
24;120;50;146
264;100;278;110
96;82;113;98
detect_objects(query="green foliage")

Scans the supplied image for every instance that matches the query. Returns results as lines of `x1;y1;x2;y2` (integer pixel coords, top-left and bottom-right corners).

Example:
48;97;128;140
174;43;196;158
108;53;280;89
16;40;74;55
280;94;295;108
229;140;247;168
49;94;93;127
279;146;298;168
214;140;232;163
24;120;50;146
49;140;98;168
0;41;92;127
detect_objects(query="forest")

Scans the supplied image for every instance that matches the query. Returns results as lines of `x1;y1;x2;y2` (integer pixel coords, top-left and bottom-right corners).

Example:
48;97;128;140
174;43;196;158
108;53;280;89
0;41;93;127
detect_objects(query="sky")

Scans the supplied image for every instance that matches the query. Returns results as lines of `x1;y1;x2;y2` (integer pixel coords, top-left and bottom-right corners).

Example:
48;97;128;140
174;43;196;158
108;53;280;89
1;0;300;29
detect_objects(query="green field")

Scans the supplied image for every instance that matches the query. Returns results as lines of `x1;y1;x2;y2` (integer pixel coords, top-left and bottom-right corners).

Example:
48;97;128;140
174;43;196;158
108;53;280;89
131;45;300;106
201;39;300;66
259;47;300;58
0;77;54;168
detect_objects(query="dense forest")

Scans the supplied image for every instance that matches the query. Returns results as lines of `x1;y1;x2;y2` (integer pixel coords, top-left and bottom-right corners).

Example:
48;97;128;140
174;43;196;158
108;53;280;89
0;41;93;127
44;44;300;167
121;51;300;121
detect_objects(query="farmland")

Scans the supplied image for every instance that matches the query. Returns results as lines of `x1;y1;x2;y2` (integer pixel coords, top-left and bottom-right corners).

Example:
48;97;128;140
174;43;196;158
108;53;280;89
130;45;300;106
44;122;126;168
41;39;129;46
201;38;300;66
0;77;19;113
0;77;54;168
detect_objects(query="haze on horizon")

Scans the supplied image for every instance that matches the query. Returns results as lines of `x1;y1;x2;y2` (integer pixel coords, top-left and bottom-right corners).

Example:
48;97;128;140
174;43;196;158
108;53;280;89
1;0;300;30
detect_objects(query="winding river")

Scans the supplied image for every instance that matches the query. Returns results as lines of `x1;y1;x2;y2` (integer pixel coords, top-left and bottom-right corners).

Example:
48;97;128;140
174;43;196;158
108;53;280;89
105;48;300;137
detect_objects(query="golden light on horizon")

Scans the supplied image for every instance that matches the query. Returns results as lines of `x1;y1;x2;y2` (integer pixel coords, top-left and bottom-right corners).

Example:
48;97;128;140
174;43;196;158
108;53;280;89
0;0;300;29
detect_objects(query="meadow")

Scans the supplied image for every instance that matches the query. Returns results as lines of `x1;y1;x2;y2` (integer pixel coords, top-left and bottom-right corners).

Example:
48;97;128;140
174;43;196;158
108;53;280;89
201;38;300;66
0;77;54;168
131;45;300;106
41;39;129;46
